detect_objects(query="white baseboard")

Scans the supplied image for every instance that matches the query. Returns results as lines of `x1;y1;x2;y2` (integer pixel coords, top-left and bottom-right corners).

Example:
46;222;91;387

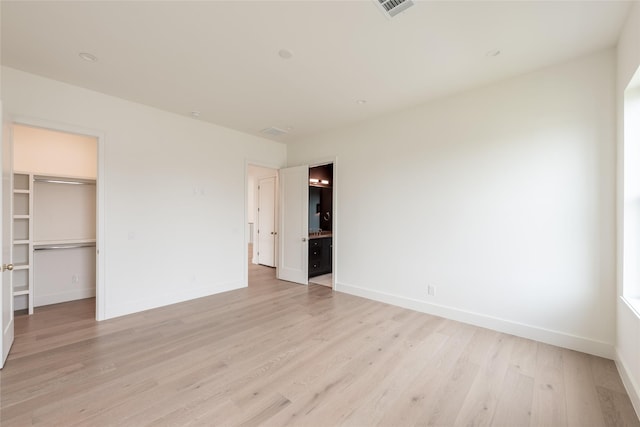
616;349;640;420
336;281;614;359
104;280;244;320
35;289;96;307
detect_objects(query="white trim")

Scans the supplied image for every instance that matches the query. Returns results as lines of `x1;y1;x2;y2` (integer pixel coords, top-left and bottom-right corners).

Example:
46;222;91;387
621;295;640;318
304;157;338;289
336;281;614;359
616;349;640;420
617;297;640;419
9;116;106;321
34;289;96;307
105;280;243;319
331;158;337;290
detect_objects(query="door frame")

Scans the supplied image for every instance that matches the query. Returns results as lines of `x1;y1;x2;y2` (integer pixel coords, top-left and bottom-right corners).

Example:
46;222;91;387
244;160;280;286
244;157;337;290
8;116;106;321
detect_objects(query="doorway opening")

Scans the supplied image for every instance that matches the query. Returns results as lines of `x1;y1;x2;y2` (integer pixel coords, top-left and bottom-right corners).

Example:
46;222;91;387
10;124;98;320
623;64;640;307
308;163;333;288
247;164;278;280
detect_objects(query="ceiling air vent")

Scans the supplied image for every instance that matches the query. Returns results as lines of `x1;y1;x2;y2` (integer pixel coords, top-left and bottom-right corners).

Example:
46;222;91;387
261;127;289;137
375;0;415;18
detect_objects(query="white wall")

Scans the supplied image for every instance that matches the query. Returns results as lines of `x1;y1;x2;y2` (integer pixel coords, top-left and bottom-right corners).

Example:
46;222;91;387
33;247;95;307
289;49;617;358
2;66;287;319
617;0;640;417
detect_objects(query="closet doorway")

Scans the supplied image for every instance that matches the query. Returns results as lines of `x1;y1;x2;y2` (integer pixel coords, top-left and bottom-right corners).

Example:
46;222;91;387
11;124;98;317
247;164;278;270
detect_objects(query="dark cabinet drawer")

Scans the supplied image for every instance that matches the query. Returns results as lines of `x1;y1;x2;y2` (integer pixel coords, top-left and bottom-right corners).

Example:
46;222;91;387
309;237;332;278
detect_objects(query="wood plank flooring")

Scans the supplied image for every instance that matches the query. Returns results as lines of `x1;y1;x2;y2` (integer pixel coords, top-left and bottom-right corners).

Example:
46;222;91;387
1;262;638;426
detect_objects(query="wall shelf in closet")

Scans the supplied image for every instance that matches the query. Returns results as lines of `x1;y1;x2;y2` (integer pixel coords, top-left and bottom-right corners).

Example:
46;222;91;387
11;172;34;314
34;239;96;251
11;171;97;314
32;174;97;309
33;238;96;245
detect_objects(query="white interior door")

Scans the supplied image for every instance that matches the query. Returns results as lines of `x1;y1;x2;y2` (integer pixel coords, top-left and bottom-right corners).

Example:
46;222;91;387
257;176;276;267
1;106;15;368
277;165;308;285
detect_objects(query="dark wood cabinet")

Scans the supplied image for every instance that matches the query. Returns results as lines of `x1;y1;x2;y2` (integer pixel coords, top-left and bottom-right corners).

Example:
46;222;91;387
309;236;332;277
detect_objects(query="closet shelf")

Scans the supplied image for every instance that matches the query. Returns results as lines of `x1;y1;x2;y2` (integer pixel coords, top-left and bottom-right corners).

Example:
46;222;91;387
34;175;96;185
12;172;33;315
13;170;97;315
33;238;96;246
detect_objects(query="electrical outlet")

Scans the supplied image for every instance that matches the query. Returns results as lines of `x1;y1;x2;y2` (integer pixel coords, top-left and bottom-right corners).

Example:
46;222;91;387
427;285;436;297
72;274;80;284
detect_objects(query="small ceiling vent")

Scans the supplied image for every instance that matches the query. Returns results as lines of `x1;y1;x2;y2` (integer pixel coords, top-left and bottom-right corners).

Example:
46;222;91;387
261;126;289;137
374;0;415;18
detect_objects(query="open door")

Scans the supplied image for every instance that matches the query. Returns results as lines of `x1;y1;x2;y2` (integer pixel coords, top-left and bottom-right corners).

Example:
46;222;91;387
277;165;309;285
257;176;276;267
1;106;15;368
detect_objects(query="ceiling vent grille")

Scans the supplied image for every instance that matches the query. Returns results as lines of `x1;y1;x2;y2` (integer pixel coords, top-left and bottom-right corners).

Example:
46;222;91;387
261;127;289;137
375;0;414;18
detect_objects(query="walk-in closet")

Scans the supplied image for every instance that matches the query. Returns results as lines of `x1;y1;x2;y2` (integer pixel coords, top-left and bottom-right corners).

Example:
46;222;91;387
11;124;97;314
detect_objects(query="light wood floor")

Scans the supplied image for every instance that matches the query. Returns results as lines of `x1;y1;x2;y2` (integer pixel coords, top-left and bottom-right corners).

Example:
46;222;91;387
1;263;638;426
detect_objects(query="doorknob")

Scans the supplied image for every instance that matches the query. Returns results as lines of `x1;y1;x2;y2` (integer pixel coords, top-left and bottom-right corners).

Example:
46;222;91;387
302;238;307;242
2;264;14;272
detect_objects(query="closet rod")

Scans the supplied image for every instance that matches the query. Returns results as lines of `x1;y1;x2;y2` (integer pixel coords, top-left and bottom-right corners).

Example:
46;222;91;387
33;178;95;185
34;243;96;251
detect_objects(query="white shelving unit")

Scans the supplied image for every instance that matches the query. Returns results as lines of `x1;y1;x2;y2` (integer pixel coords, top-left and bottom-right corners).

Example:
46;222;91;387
10;171;97;314
12;172;34;314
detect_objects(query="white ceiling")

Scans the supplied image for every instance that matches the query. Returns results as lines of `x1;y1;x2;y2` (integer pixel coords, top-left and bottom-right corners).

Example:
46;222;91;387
1;1;633;143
